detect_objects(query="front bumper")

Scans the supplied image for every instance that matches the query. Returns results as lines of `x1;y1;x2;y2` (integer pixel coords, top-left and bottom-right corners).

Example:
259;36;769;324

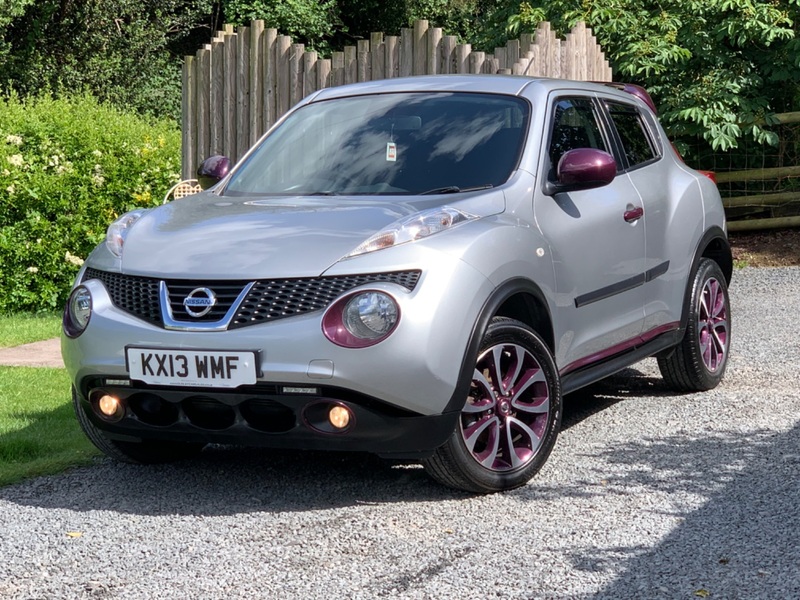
74;380;459;458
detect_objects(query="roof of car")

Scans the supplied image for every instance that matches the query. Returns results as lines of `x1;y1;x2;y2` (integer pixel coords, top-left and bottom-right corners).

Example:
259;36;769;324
308;75;634;103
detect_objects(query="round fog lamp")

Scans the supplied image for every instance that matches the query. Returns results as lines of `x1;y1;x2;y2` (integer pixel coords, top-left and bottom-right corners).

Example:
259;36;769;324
328;405;352;430
96;394;125;422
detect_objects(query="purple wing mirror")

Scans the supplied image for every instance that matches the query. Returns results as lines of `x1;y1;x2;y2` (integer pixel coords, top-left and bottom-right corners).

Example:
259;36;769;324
547;148;616;195
196;155;231;190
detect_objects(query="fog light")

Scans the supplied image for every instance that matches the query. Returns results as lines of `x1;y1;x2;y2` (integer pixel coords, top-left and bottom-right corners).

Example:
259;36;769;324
97;394;125;421
328;405;351;429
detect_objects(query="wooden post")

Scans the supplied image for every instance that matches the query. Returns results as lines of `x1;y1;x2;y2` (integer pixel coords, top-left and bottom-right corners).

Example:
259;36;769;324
223;32;237;162
181;57;195;180
289;43;304;107
441;36;457;74
344;46;357;84
331;51;345;87
400;28;413;77
371;32;385;81
427;27;442;75
236;27;250;160
357;39;370;82
386;36;399;78
195;47;211;166
455;44;471;74
276;35;291;122
413;20;428;76
249;21;264;145
263;28;277;132
317;58;331;89
210;39;224;156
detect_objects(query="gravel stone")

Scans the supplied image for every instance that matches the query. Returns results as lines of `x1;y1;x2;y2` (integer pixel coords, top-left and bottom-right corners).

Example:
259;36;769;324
1;266;799;599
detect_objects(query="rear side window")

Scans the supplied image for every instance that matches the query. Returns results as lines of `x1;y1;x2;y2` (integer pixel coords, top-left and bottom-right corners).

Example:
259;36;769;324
606;102;658;168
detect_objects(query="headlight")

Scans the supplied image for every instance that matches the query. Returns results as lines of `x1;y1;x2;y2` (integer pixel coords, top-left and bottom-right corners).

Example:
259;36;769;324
106;209;148;258
322;291;400;348
346;206;477;258
63;286;92;338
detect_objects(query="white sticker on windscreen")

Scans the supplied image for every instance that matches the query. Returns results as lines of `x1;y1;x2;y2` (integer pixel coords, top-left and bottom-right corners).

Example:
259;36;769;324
386;142;397;162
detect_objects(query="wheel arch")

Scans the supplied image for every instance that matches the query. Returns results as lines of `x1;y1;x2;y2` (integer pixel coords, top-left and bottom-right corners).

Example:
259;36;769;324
677;226;732;332
443;277;554;413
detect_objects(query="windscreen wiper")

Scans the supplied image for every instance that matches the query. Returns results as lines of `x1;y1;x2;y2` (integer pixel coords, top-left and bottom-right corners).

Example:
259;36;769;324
419;184;493;195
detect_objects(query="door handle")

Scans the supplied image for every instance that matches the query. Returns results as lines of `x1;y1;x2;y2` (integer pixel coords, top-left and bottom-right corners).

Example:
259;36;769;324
624;206;644;222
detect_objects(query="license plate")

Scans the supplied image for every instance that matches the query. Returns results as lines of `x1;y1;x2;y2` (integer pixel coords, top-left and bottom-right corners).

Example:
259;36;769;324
126;347;257;388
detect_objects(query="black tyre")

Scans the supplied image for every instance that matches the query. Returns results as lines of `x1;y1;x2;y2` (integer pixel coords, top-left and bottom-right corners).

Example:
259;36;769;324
72;387;204;464
423;317;562;493
658;258;731;392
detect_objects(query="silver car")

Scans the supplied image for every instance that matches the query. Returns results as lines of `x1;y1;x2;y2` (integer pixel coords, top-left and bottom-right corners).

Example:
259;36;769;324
62;76;732;493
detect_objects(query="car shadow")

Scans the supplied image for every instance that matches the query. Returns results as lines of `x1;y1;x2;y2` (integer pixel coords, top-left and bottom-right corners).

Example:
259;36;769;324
0;367;679;516
562;366;675;431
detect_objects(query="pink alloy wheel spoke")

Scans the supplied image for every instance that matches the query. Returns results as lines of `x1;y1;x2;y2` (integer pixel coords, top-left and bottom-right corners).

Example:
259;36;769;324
698;278;728;372
461;343;550;472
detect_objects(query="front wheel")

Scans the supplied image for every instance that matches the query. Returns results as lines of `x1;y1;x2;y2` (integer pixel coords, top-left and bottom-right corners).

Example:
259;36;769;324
423;317;562;493
658;258;731;392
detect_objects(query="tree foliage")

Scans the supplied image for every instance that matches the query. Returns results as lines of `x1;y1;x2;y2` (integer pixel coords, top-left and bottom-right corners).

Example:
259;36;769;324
510;0;800;151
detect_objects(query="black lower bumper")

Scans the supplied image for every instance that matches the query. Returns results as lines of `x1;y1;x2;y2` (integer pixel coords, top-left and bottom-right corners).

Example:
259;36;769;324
77;378;459;459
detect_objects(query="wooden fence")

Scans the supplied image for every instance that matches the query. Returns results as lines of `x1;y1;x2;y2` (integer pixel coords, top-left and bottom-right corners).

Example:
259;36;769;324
181;19;612;178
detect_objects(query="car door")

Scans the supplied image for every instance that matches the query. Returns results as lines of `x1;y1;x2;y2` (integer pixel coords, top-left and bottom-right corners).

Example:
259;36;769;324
533;94;646;371
602;100;702;334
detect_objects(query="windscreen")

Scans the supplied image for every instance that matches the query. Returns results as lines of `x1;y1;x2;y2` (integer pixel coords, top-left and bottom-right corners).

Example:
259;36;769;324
224;92;529;196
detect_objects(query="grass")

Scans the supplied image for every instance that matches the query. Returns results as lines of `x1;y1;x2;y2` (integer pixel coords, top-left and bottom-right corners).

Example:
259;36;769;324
0;312;61;348
0;366;98;487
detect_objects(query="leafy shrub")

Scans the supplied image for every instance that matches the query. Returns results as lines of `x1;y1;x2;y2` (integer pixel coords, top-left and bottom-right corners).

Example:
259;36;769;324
0;93;180;314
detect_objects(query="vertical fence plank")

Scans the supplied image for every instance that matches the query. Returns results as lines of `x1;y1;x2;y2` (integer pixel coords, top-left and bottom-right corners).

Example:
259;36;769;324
357;40;370;82
236;27;250;160
371;32;385;81
506;39;520;68
332;51;345;86
249;21;264;145
400;28;413;77
344;46;357;84
276;35;291;119
289;43;304;107
303;51;318;97
495;47;507;71
210;40;224;156
441;36;457;74
469;51;485;74
427;27;442;75
182;57;195;179
263;29;277;132
318;58;331;89
223;32;237;162
195;48;211;167
413;20;428;75
386;36;399;78
455;44;471;74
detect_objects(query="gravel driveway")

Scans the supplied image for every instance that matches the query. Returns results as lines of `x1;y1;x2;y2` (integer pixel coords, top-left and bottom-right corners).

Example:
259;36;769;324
1;267;798;599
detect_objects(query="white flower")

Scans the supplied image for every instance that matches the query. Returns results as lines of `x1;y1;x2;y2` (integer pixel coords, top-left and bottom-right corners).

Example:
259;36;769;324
7;154;23;167
92;149;103;158
92;174;106;187
65;251;84;266
26;266;38;273
6;185;14;195
5;135;23;146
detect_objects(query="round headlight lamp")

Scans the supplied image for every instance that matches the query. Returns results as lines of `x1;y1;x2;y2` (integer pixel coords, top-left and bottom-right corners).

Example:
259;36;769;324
322;291;400;348
63;285;92;338
343;292;398;339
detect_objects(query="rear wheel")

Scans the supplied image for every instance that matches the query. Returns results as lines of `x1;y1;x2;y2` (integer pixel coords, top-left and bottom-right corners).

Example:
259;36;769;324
658;258;731;391
423;317;562;493
72;387;204;464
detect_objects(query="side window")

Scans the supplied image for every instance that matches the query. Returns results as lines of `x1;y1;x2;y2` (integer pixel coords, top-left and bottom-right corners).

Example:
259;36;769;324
606;102;658;168
548;97;608;180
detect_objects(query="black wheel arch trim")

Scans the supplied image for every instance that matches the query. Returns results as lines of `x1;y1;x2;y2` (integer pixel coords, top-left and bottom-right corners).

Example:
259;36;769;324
680;226;732;331
443;277;554;414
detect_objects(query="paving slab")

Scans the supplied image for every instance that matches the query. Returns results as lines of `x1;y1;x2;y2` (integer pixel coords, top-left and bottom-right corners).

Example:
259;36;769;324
0;338;63;368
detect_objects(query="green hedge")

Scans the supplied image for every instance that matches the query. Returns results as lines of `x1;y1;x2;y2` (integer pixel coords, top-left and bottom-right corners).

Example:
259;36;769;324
0;94;180;314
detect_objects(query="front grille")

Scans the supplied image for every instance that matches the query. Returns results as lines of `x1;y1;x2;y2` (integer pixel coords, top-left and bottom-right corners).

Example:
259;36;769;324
230;271;421;328
83;268;421;329
84;268;162;326
165;281;249;323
